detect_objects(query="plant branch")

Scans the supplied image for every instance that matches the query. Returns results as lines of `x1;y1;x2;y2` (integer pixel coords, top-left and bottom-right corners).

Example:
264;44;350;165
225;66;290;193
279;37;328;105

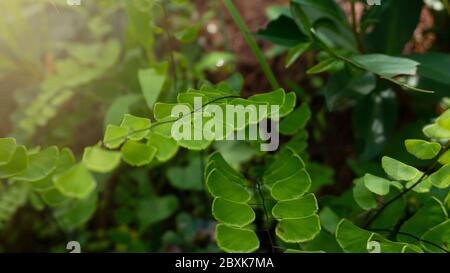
370;228;449;253
309;30;433;93
222;0;280;90
255;179;276;253
101;95;240;147
364;140;450;228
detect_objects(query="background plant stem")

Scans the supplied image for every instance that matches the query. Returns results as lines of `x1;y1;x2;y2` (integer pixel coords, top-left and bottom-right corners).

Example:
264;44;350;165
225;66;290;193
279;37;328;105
222;0;280;90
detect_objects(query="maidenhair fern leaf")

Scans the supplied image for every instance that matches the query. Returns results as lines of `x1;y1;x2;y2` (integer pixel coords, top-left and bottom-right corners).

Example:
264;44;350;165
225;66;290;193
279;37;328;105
263;147;320;244
119;114;151;141
212;198;255;227
14;146;59;182
206;152;258;253
0;145;28;179
121;140;157;167
428;164;450;188
405;139;441;160
0;138;16;166
82;146;121;173
381;156;421;181
53;164;97;199
215;224;260;253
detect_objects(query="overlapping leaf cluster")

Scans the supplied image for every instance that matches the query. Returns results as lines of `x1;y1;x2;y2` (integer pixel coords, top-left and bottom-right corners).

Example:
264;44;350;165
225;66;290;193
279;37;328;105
0;138;97;230
340;109;450;253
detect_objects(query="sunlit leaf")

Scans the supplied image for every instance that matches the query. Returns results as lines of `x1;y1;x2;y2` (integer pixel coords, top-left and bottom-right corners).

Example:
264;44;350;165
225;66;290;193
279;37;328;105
381;156;420;181
53;164;96;199
405;139;441;160
121;140;157;167
82;146;121;173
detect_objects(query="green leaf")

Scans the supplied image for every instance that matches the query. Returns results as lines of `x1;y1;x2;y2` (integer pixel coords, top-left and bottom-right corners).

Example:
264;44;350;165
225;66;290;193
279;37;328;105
353;177;377;210
257;15;308;47
363;0;423;55
325;71;376;111
437;109;450;130
137;195;178;230
292;0;347;27
319;207;341;234
275;215;321;243
206;169;250;203
381;156;420;181
120;114;151;141
14;146;59;182
138;65;167;110
279;103;311;135
30;148;76;192
264;149;305;188
409;53;450;86
53;164;96;199
206;152;246;184
154;102;192;121
147;132;178;162
438;150;450;165
40;188;70;207
405;139;441;160
0;138;16;166
0;146;28;179
423;123;450;139
174;26;199;43
82;146;121;173
212;198;255;227
285;42;311;68
351;54;419;78
103;125;128;149
364;174;392;196
272;193;318;219
248;88;285;117
167;156;203;191
399;198;447;242
216;224;259;253
291;0;355;50
104;94;140;127
278;92;297;117
213;141;256;170
121;140;157;167
421;220;450;253
271;169;311;201
307;58;342;74
54;193;98;231
335;219;373;253
429;164;450;189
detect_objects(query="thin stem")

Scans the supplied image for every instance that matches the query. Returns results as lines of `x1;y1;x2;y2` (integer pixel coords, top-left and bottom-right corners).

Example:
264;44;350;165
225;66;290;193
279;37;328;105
370;229;449;253
364;140;450;228
222;0;280;90
309;30;434;94
255;180;275;253
350;0;364;53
